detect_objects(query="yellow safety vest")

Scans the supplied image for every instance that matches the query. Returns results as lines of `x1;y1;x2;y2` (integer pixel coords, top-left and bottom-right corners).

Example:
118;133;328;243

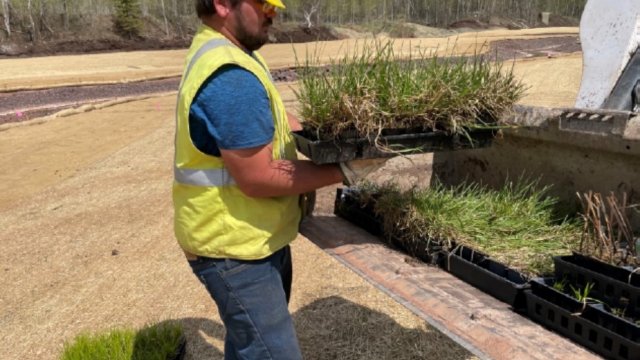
173;25;300;260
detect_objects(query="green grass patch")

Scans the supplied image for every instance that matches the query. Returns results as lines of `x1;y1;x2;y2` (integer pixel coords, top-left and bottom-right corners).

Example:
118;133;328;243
295;40;525;141
357;178;582;276
60;322;184;360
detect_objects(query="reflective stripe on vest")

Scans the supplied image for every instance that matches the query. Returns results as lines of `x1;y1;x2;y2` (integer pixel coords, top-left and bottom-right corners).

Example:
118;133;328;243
174;167;236;187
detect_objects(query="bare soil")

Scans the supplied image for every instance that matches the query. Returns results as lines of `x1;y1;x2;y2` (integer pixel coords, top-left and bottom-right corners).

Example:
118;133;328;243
0;35;580;126
489;35;581;61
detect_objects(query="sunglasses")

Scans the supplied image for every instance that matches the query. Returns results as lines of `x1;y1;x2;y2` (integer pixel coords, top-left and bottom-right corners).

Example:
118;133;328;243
255;0;277;14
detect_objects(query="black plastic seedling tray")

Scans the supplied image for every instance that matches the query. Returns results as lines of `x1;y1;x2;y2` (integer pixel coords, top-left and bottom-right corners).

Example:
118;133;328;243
554;253;640;318
334;188;445;264
334;187;383;237
439;246;530;310
386;233;446;265
293;128;496;164
525;278;640;360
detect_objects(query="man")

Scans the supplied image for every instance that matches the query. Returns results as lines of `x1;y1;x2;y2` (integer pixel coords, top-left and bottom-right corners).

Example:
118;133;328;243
173;0;385;358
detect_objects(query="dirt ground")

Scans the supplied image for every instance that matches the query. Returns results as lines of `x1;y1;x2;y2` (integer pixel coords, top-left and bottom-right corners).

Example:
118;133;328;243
0;34;580;126
0;28;583;360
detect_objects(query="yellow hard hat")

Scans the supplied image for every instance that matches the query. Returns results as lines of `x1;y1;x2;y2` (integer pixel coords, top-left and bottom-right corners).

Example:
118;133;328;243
266;0;285;9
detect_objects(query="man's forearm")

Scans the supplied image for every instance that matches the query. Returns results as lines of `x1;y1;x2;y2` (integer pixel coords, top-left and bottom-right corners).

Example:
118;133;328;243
237;159;343;198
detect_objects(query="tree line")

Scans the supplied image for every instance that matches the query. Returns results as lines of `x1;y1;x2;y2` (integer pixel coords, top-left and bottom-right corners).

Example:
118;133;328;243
282;0;586;28
0;0;586;42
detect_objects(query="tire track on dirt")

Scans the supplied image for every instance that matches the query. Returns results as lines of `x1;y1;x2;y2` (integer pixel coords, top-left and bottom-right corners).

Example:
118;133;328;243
0;77;181;125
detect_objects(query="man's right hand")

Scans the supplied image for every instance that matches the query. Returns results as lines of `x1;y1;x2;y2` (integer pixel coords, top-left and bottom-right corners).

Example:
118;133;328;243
339;158;389;186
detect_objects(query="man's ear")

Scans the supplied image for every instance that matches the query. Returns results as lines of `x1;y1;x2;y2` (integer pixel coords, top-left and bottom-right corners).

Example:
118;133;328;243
212;0;232;18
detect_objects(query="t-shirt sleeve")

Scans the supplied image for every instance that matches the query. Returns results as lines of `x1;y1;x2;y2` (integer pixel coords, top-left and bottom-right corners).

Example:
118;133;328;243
189;65;274;156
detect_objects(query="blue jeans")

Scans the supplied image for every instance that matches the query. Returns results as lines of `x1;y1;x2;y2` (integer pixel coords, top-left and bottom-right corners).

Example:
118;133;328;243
188;245;302;360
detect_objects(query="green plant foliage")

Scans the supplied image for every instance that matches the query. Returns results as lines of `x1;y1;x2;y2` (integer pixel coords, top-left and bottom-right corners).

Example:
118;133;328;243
1;0;586;44
281;0;586;28
60;322;183;360
570;282;595;303
357;178;582;276
295;40;525;140
349;21;417;37
611;307;627;318
568;282;604;315
552;277;567;292
113;0;143;39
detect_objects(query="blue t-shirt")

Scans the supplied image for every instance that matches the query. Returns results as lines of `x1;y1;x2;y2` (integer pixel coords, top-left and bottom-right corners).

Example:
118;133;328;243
189;65;274;157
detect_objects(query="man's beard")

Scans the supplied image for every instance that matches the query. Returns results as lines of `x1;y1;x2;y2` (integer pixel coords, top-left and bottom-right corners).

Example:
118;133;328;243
236;17;272;52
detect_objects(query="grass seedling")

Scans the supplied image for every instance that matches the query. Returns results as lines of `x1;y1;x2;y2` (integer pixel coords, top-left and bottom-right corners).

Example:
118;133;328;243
570;282;595;303
611;307;627;318
60;322;184;360
553;277;568;292
569;282;600;315
295;39;526;142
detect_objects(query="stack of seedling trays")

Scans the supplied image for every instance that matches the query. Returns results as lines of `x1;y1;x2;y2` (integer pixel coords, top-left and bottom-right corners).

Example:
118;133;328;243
335;187;640;359
553;253;640;315
333;187;383;237
524;254;640;360
334;187;531;309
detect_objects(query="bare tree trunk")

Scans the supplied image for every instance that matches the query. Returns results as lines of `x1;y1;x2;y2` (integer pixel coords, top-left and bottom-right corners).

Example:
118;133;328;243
38;0;53;36
382;0;386;19
140;0;148;17
302;3;318;28
62;0;69;31
27;0;37;42
160;0;169;36
1;0;10;36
